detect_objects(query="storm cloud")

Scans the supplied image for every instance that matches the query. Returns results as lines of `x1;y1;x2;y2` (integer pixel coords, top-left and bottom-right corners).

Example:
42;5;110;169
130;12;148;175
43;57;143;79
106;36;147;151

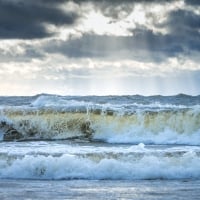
1;0;199;59
41;0;200;62
0;0;78;39
44;25;199;63
0;0;200;95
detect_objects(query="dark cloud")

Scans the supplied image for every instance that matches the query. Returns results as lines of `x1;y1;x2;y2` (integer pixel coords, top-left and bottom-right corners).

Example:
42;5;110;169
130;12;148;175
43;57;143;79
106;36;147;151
168;9;200;31
43;1;200;62
1;0;199;62
74;0;174;20
44;30;184;62
156;9;200;52
0;0;78;39
73;0;198;4
184;0;200;5
73;0;174;3
45;4;200;62
0;0;198;40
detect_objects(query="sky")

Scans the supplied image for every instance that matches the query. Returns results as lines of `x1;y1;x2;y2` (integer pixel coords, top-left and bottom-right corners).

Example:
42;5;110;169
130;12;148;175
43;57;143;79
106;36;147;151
0;0;200;96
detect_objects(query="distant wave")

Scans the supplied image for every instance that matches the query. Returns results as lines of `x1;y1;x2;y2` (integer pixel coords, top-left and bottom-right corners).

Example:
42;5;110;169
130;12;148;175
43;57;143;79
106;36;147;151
0;93;200;107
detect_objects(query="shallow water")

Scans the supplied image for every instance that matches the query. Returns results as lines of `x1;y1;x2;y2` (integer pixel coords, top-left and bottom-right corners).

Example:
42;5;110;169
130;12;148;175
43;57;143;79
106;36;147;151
0;179;200;200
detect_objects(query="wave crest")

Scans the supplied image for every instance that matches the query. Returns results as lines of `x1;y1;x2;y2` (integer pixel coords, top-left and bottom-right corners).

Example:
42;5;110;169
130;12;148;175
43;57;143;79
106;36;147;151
0;107;200;145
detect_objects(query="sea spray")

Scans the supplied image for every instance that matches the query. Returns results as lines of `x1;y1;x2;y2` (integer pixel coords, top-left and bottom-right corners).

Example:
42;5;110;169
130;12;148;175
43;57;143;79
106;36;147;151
0;107;200;144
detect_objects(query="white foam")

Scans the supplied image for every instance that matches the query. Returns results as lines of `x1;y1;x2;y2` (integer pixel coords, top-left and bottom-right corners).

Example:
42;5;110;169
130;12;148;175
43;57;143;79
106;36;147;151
93;128;200;145
0;150;199;180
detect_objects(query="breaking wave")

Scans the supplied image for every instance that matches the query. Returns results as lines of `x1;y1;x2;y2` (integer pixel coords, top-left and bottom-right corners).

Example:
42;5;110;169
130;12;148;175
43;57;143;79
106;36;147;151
0;106;200;145
0;145;199;180
0;94;199;145
1;94;200;181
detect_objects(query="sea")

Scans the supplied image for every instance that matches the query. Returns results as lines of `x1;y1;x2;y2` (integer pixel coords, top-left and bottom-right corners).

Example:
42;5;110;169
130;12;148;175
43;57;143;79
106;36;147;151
0;94;200;199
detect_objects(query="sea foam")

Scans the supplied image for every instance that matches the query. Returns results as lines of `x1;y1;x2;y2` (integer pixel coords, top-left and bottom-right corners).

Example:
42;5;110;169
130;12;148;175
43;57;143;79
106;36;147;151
0;149;199;180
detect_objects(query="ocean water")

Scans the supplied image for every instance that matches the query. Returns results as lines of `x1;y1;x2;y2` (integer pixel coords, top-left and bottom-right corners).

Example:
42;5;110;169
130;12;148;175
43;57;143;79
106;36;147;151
0;94;200;199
